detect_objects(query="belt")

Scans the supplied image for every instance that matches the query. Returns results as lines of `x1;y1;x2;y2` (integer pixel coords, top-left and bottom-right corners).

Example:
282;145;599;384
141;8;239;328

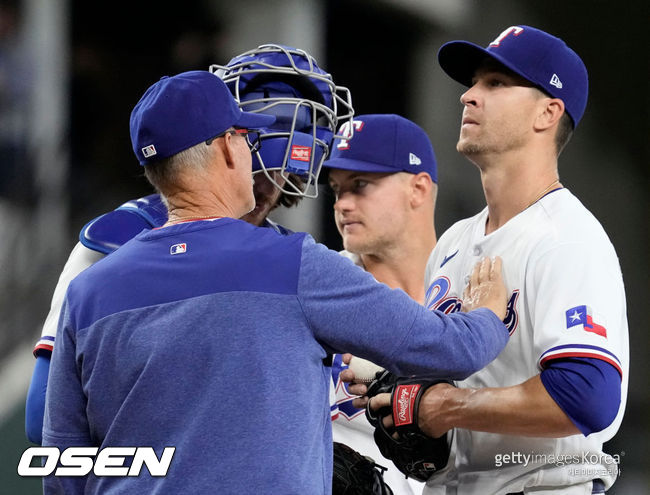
507;478;606;494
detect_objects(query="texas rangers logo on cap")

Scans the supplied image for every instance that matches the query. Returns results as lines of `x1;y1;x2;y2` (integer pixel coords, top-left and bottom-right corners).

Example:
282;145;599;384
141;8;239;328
489;26;524;46
336;120;364;150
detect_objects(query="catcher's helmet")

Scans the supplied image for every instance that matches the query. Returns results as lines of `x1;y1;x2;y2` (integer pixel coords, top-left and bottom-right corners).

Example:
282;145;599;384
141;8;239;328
211;44;354;198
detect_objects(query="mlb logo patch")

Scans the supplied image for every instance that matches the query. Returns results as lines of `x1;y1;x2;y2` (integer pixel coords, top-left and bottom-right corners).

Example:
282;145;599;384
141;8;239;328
142;144;157;158
565;305;607;338
290;145;312;162
170;243;187;255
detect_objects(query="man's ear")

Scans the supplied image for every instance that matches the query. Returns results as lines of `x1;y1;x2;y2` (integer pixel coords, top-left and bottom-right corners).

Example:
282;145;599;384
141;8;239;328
410;172;433;208
221;132;237;169
535;97;565;132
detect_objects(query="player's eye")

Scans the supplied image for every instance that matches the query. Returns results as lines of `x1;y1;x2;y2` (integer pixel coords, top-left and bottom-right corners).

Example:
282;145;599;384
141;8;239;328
487;78;505;87
352;179;368;192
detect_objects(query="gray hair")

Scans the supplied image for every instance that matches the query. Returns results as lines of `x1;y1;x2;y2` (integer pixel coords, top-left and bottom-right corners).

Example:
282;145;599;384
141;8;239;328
143;141;215;206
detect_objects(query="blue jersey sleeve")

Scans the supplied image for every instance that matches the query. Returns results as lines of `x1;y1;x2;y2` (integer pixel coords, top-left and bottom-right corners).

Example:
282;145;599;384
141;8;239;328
25;355;50;444
297;236;509;379
42;299;94;494
540;357;621;436
42;299;93;447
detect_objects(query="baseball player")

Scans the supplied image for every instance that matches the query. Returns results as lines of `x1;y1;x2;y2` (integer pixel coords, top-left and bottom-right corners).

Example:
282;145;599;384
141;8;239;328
43;69;509;493
25;44;354;445
366;25;628;494
323;113;438;494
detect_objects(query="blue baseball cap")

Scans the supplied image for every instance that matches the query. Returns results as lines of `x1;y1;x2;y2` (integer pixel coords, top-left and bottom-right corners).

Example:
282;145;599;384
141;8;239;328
438;25;588;127
323;114;437;183
130;70;276;165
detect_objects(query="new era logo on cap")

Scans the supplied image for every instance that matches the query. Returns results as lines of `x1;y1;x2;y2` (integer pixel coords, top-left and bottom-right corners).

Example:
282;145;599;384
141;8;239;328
409;153;421;166
550;74;563;89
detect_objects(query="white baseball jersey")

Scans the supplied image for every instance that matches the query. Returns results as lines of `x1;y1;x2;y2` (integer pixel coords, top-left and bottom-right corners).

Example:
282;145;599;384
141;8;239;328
33;242;104;355
332;250;424;495
422;188;628;495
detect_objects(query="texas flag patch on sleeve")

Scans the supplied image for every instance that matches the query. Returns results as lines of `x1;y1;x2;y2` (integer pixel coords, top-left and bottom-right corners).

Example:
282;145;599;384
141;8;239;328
565;305;607;338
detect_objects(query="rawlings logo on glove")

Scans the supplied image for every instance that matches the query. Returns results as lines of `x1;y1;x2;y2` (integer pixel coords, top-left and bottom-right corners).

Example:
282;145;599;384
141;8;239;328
364;371;453;482
394;384;420;426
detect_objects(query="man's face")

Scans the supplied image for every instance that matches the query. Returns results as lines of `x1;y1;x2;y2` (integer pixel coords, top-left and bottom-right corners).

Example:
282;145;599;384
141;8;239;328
457;62;544;158
328;169;412;256
241;171;286;226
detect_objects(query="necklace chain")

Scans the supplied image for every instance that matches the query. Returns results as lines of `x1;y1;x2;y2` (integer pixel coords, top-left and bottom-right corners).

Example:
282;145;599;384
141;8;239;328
165;215;223;225
526;179;561;210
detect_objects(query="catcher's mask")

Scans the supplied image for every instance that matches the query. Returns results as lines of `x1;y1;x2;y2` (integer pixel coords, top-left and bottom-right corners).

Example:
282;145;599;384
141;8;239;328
211;44;354;199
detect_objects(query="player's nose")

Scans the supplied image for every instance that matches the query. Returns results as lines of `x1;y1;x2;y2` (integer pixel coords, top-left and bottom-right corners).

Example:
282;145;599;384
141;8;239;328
333;192;355;213
460;85;479;107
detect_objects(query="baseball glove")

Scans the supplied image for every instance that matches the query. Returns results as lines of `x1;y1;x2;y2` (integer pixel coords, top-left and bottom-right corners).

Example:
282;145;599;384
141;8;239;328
364;370;453;482
332;442;394;495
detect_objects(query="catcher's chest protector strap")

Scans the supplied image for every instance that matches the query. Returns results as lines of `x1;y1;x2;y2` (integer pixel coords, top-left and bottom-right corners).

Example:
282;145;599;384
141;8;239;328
79;194;167;254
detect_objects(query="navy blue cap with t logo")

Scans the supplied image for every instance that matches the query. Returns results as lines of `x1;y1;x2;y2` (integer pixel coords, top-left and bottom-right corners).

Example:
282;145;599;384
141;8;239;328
323;114;437;183
438;25;588;127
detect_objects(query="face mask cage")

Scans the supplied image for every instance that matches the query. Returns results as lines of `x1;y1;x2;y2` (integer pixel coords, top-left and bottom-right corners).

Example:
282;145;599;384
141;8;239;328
210;44;354;198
